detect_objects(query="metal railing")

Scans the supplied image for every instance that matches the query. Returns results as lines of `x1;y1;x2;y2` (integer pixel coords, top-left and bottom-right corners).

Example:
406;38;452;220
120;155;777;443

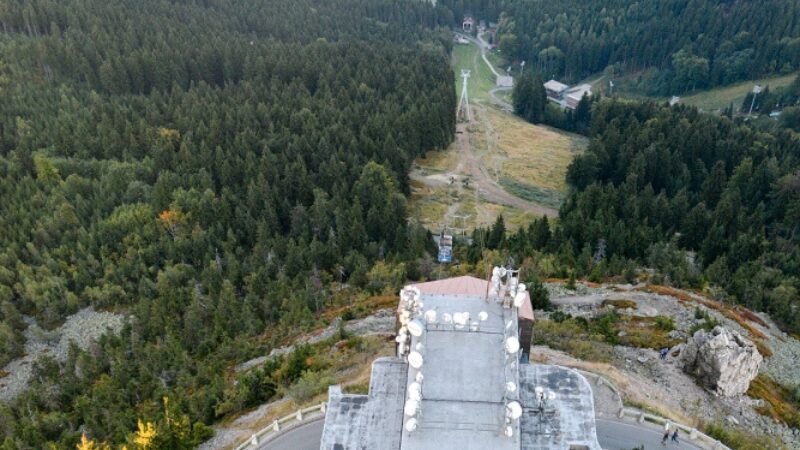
576;369;732;450
232;402;326;450
230;370;732;450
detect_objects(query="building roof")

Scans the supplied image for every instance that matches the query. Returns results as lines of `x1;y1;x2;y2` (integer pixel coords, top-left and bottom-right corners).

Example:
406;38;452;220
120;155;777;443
399;292;520;450
543;79;569;92
565;83;592;101
319;358;407;449
320;275;600;450
409;276;534;321
519;365;601;449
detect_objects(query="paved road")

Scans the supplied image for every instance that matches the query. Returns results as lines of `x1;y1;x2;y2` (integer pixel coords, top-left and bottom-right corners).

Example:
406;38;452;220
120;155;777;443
258;417;704;450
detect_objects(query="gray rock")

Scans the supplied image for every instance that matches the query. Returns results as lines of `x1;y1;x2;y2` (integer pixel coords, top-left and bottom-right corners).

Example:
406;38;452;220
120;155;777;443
679;326;762;397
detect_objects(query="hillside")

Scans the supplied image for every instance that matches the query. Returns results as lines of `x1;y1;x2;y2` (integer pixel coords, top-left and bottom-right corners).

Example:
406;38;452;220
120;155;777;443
0;0;455;447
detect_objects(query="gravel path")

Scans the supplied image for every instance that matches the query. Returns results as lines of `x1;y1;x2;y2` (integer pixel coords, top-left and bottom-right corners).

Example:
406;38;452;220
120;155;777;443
0;307;126;402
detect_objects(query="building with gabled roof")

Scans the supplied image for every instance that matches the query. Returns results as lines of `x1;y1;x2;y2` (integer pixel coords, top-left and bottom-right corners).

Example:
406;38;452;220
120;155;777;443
320;271;601;450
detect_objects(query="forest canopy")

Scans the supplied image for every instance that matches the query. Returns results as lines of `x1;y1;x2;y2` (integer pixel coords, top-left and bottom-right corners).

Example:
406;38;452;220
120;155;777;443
0;0;454;447
440;0;800;94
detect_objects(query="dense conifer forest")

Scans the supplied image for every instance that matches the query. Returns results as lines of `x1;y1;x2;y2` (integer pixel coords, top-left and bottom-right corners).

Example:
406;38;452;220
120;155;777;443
470;99;800;332
441;0;800;94
0;0;454;447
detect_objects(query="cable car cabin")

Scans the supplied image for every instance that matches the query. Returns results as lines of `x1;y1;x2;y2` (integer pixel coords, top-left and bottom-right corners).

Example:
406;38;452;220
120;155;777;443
437;233;453;263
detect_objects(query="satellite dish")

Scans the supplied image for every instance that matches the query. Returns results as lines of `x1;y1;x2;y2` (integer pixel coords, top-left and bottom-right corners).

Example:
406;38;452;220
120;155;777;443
453;312;464;326
505;337;520;354
505;320;513;330
418;301;424;309
407;319;424;337
492;267;502;277
405;418;418;432
505;381;517;393
408;388;422;402
534;386;544;395
517;283;526;293
491;274;501;284
504;425;513;437
409;382;421;394
506;401;522;420
548;391;557;401
408;351;424;369
415;372;424;383
395;334;407;343
424;310;437;324
415;342;424;351
470;321;479;331
442;313;452;324
397;343;406;354
499;267;507;277
478;311;489;321
513;292;526;308
404;399;419;416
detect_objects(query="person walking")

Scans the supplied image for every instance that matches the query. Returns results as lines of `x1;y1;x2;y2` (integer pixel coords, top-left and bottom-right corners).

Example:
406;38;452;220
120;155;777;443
672;429;679;443
661;428;670;446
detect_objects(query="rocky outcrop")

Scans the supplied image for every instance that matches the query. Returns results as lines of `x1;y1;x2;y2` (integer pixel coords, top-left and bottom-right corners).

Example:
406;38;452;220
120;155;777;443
679;326;762;397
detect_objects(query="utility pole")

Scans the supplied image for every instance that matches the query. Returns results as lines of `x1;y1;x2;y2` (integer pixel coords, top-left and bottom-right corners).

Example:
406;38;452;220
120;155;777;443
748;84;762;116
457;70;472;122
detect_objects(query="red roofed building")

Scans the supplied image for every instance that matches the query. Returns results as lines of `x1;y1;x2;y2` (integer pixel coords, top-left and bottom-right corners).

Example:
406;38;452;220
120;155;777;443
401;275;534;357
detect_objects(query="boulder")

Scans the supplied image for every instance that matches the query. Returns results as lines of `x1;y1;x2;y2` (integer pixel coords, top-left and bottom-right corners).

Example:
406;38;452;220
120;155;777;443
679;326;762;396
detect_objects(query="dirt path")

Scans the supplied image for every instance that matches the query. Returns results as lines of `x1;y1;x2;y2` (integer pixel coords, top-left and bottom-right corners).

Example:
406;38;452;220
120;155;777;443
456;122;557;216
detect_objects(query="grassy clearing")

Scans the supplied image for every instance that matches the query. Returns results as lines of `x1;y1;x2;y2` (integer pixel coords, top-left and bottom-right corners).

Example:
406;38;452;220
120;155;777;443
681;74;797;112
498;176;563;209
452;42;495;102
746;374;800;429
413;146;459;173
487;108;587;193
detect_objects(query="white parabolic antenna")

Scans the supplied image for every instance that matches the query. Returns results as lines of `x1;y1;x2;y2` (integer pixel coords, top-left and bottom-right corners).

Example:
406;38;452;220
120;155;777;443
513;292;526;308
505;381;517;393
404;400;419;417
442;313;452;324
405;418;418;432
492;267;502;277
407;319;424;337
408;382;421;395
424;310;437;324
415;372;424;383
518;283;526;292
478;311;489;321
504;425;513;437
408;388;422;402
506;401;522;420
505;336;520;354
408;351;424;369
453;312;465;326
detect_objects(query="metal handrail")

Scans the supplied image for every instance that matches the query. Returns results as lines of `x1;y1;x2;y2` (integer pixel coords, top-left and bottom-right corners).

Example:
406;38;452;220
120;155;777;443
232;402;326;450
230;370;732;450
576;369;732;450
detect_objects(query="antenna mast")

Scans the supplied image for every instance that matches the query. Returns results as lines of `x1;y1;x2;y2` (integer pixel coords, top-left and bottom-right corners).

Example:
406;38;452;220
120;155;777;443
457;69;472;122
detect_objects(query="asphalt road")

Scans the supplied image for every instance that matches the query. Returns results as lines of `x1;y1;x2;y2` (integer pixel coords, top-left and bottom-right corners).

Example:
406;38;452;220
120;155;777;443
258;417;705;450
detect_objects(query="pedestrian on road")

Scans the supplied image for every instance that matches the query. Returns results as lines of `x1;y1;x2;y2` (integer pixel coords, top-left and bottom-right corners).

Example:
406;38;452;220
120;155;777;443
661;430;669;445
672;429;679;443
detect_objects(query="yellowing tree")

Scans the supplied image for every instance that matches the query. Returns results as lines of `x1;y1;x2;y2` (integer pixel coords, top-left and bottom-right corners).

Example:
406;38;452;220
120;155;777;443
76;434;110;450
158;209;186;239
132;420;157;449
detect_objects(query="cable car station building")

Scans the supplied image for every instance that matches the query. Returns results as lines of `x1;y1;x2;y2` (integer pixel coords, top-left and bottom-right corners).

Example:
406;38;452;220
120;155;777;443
319;271;601;450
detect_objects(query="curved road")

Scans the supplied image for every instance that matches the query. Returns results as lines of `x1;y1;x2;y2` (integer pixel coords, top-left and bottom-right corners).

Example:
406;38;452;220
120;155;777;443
258;417;704;450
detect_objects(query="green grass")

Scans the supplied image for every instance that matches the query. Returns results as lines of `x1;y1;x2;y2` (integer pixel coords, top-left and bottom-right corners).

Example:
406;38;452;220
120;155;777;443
499;176;563;209
681;74;797;112
452;42;496;102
